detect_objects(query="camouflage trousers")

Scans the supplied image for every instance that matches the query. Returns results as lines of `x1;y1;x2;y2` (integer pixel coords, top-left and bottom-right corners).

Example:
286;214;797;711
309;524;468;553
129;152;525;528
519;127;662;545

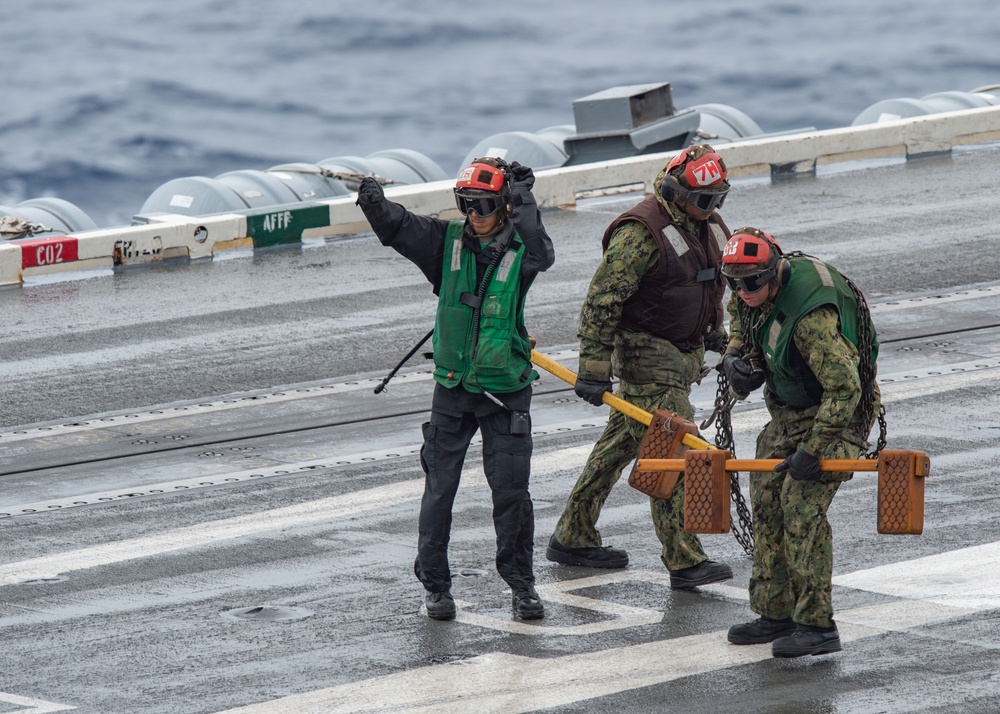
552;382;708;571
749;403;868;627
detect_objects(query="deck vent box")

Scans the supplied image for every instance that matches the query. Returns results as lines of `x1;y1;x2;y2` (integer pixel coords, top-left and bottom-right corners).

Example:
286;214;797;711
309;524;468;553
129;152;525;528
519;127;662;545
563;82;699;165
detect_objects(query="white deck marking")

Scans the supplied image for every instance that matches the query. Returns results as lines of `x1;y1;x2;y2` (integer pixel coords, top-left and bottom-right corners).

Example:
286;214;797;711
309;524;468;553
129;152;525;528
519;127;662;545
867;285;1000;313
444;572;749;637
0;424;596;517
832;540;1000;610
2;427;996;712
0;446;590;586
210;576;979;714
205;500;1000;713
0;692;75;712
0;338;990;446
0;477;426;586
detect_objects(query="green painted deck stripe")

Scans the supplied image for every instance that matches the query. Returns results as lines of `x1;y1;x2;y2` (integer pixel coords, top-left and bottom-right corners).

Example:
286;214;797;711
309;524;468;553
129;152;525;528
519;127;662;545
246;204;332;248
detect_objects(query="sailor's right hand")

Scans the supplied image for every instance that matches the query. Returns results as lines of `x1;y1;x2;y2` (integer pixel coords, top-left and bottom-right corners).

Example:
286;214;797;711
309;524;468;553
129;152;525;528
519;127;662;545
574;377;612;407
723;354;765;396
355;176;385;208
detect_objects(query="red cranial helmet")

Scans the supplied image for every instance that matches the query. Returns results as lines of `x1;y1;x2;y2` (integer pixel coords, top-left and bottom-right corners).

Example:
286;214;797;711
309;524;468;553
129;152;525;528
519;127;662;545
454;158;510;217
660;144;731;212
721;227;783;293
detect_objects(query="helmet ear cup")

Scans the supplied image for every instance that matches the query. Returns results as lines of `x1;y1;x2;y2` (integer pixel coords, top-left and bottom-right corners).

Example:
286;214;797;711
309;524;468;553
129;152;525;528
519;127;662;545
658;176;677;203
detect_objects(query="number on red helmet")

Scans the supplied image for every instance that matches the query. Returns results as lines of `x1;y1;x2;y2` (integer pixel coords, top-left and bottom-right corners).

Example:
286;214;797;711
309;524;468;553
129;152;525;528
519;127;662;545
682;154;726;188
666;147;728;189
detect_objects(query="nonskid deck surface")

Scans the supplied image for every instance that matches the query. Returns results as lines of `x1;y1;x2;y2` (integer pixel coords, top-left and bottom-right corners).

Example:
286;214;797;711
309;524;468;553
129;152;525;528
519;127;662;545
1;147;1000;713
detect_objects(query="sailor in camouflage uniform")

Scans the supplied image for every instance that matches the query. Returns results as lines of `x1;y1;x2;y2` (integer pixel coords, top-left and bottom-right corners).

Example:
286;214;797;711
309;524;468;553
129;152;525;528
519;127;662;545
720;227;880;658
546;145;735;591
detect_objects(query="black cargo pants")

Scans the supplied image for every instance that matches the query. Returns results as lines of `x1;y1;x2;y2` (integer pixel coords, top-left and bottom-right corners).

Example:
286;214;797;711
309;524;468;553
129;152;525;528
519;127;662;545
414;383;536;594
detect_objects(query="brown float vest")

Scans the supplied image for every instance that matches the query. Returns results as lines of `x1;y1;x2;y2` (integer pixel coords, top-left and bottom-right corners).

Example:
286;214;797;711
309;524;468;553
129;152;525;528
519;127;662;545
601;195;730;351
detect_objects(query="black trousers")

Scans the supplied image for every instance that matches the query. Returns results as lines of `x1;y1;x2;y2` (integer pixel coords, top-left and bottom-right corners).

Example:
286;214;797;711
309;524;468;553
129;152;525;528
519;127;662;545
414;383;536;593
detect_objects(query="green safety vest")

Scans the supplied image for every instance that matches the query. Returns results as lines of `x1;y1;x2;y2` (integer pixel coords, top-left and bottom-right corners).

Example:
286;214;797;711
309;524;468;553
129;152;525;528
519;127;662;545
431;221;537;393
754;256;878;407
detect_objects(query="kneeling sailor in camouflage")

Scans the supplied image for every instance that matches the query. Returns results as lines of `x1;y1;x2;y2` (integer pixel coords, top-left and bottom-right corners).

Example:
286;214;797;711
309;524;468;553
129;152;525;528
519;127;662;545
720;227;881;658
547;145;734;590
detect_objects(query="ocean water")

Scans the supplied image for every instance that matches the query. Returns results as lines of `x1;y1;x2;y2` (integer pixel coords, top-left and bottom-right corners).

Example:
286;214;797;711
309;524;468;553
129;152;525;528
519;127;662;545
4;0;999;227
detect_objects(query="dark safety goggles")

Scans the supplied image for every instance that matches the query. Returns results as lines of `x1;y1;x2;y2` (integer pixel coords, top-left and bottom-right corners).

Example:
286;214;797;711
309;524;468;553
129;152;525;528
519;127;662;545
723;267;775;294
686;189;728;212
454;190;503;217
662;175;729;212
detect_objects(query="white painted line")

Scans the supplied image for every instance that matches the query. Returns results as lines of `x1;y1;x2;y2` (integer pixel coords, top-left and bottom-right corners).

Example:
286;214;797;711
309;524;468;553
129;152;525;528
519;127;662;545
210;600;974;714
4;346;984;519
868;285;1000;313
449;572;748;638
0;445;423;517
0;477;425;586
0;373;428;444
0;447;588;585
0;342;989;451
0;691;75;712
451;571;670;636
833;540;1000;610
0;350;581;445
0;434;595;518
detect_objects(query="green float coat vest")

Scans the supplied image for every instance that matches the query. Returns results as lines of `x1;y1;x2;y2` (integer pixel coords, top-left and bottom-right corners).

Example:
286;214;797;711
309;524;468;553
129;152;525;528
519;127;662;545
753;256;878;408
431;221;537;393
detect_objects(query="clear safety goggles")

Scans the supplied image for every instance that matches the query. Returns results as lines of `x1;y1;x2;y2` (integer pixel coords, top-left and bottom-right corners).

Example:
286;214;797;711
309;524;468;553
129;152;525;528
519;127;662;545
454;190;503;217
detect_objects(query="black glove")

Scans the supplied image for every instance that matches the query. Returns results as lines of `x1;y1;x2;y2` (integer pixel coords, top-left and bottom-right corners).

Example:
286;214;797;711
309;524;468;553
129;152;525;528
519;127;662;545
355;176;385;208
575;377;611;406
508;161;535;188
704;331;728;354
774;447;822;482
723;354;765;396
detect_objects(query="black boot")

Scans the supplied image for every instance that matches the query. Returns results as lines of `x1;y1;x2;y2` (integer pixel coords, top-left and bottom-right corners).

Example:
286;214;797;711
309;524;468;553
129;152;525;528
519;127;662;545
424;591;456;621
772;623;842;658
669;560;733;590
512;587;545;620
545;534;628;568
728;616;796;645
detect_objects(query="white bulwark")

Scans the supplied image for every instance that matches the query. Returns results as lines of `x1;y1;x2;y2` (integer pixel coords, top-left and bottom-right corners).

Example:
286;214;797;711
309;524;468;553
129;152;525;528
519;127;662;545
4;105;1000;287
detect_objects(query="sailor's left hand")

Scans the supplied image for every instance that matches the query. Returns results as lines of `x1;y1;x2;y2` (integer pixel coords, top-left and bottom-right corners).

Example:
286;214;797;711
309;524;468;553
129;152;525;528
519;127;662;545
508;161;535;191
774;447;822;482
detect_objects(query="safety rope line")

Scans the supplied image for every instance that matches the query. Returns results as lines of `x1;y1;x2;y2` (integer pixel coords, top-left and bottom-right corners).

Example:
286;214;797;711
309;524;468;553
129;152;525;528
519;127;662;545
265;166;398;188
0;216;54;240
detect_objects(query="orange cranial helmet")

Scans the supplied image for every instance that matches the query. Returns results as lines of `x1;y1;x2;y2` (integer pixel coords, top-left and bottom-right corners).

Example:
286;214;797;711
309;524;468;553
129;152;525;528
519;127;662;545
720;227;783;293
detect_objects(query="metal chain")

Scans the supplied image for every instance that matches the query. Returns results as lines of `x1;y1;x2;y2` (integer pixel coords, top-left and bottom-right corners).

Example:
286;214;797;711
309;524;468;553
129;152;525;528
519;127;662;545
701;369;755;556
844;274;888;458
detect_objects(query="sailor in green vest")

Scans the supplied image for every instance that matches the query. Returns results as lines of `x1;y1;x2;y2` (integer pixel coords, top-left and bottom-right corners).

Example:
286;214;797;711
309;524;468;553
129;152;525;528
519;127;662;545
355;158;554;622
720;227;881;658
